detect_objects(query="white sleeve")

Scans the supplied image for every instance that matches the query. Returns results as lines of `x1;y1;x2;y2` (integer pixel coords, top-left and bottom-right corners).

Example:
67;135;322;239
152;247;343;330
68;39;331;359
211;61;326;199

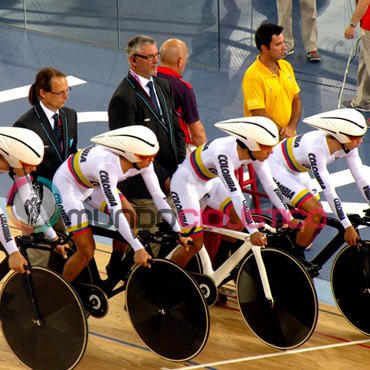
214;152;259;234
98;163;144;252
141;165;181;232
0;207;18;255
309;148;351;229
253;160;292;223
346;149;370;205
13;175;57;239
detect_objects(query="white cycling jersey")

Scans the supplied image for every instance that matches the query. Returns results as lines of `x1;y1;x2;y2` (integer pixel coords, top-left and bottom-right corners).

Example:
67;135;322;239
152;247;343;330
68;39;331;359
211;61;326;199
53;145;181;251
170;136;291;236
268;130;370;229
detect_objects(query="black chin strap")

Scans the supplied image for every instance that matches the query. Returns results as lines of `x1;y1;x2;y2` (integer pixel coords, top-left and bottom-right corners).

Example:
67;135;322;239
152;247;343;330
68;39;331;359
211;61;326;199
341;143;350;154
248;148;256;161
133;162;140;170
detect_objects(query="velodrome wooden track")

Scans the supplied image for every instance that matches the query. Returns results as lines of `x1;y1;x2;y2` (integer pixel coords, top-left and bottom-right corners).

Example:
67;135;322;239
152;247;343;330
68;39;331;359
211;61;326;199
0;234;370;370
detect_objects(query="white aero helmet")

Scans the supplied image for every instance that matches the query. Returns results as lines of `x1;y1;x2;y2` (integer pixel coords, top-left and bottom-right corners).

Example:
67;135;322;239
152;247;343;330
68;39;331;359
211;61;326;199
303;108;367;144
0;127;44;168
214;116;279;151
91;125;159;162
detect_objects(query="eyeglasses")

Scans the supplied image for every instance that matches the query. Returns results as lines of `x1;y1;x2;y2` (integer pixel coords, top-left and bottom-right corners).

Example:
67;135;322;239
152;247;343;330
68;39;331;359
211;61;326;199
48;87;72;96
133;53;160;62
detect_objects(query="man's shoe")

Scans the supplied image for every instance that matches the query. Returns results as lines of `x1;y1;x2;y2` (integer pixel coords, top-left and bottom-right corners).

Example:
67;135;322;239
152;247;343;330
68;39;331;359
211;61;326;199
342;100;370;112
307;50;321;62
283;49;294;58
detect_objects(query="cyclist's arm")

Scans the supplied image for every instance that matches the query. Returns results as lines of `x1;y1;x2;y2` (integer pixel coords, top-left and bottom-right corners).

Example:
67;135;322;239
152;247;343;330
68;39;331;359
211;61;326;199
99;163;145;252
0;206;19;255
345;149;370;205
214;153;259;235
253;160;293;223
311;150;352;229
141;165;182;232
12;174;57;240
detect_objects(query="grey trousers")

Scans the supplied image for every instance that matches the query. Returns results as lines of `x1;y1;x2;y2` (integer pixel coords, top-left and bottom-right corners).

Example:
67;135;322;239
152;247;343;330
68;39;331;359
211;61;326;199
353;28;370;109
276;0;318;53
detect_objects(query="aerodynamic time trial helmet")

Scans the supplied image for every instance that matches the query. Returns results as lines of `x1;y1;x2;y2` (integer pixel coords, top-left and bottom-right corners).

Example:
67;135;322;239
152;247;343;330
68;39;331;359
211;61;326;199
91;125;159;162
303;108;367;144
0;127;44;168
214;116;279;151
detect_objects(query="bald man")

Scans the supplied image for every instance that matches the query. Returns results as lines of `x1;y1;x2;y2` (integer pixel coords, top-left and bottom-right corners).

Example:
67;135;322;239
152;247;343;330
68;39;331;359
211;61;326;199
158;39;207;154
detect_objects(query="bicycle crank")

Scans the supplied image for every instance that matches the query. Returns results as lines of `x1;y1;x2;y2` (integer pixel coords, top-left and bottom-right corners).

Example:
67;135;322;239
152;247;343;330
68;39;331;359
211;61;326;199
191;273;218;306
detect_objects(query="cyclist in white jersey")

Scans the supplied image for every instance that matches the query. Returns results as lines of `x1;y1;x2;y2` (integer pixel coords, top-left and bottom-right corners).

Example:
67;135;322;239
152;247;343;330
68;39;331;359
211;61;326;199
53;126;191;283
170;116;297;268
0;127;63;273
268;108;368;253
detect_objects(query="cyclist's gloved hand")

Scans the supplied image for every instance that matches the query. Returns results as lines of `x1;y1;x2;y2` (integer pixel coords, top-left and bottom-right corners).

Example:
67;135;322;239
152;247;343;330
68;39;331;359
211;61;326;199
250;231;267;246
134;248;152;268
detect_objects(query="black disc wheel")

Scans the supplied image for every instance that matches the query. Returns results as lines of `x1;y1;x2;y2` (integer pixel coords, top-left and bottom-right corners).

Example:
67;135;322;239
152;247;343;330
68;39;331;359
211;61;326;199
126;258;209;362
237;248;318;349
0;267;88;370
331;242;370;335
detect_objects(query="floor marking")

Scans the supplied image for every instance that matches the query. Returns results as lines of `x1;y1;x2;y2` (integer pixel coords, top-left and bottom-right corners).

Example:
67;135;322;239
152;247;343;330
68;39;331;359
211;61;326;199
0;76;87;103
77;111;108;122
160;339;370;370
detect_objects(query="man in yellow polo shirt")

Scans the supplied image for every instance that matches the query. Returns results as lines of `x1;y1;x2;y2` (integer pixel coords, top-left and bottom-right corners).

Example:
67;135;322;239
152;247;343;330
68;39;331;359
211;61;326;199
243;23;302;141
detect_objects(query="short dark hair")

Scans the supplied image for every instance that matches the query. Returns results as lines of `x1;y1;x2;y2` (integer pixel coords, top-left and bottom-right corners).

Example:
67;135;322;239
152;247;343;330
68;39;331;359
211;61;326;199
255;23;284;51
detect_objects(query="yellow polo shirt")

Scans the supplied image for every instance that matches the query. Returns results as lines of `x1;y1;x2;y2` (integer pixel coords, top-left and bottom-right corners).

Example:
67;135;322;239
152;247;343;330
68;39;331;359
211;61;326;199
242;56;300;128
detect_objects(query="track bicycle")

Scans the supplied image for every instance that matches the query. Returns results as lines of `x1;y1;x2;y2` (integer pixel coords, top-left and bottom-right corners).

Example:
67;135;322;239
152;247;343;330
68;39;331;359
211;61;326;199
29;224;209;364
0;235;88;370
254;209;370;337
159;222;318;350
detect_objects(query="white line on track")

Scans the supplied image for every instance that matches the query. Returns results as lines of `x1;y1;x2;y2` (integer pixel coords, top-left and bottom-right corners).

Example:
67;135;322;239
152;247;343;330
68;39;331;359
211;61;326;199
0;76;86;103
160;339;370;370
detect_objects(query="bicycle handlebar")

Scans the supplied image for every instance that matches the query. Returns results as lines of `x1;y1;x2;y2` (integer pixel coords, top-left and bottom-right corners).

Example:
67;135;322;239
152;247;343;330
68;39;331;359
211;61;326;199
137;222;196;246
15;233;72;252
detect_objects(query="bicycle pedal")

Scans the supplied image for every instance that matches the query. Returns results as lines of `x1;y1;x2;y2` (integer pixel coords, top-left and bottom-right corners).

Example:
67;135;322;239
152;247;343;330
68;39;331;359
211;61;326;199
72;282;109;318
191;273;218;306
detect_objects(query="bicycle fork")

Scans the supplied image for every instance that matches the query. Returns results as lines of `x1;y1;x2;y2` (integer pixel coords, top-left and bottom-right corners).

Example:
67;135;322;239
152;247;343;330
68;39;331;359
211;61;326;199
23;270;42;326
252;246;274;307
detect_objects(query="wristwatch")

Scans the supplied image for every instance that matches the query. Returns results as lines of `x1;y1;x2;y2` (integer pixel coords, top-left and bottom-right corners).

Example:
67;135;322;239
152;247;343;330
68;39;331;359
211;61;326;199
350;23;357;28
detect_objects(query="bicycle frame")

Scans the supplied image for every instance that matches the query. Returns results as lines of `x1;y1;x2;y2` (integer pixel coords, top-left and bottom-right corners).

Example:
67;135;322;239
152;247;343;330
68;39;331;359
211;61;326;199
166;225;274;303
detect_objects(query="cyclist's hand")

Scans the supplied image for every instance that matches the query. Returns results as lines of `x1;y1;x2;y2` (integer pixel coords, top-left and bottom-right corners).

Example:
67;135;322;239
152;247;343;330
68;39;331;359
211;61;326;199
344;226;360;246
134;248;152;268
177;236;193;251
250;231;267;246
8;251;29;274
54;244;68;259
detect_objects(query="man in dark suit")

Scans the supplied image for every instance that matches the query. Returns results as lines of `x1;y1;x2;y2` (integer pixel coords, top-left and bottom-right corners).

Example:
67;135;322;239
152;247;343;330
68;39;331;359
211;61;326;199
13;67;78;265
14;67;78;182
109;35;185;198
108;35;185;270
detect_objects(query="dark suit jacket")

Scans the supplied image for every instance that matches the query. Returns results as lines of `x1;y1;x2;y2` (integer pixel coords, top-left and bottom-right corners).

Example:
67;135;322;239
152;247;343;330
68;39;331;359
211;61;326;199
13;103;78;181
108;73;186;198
